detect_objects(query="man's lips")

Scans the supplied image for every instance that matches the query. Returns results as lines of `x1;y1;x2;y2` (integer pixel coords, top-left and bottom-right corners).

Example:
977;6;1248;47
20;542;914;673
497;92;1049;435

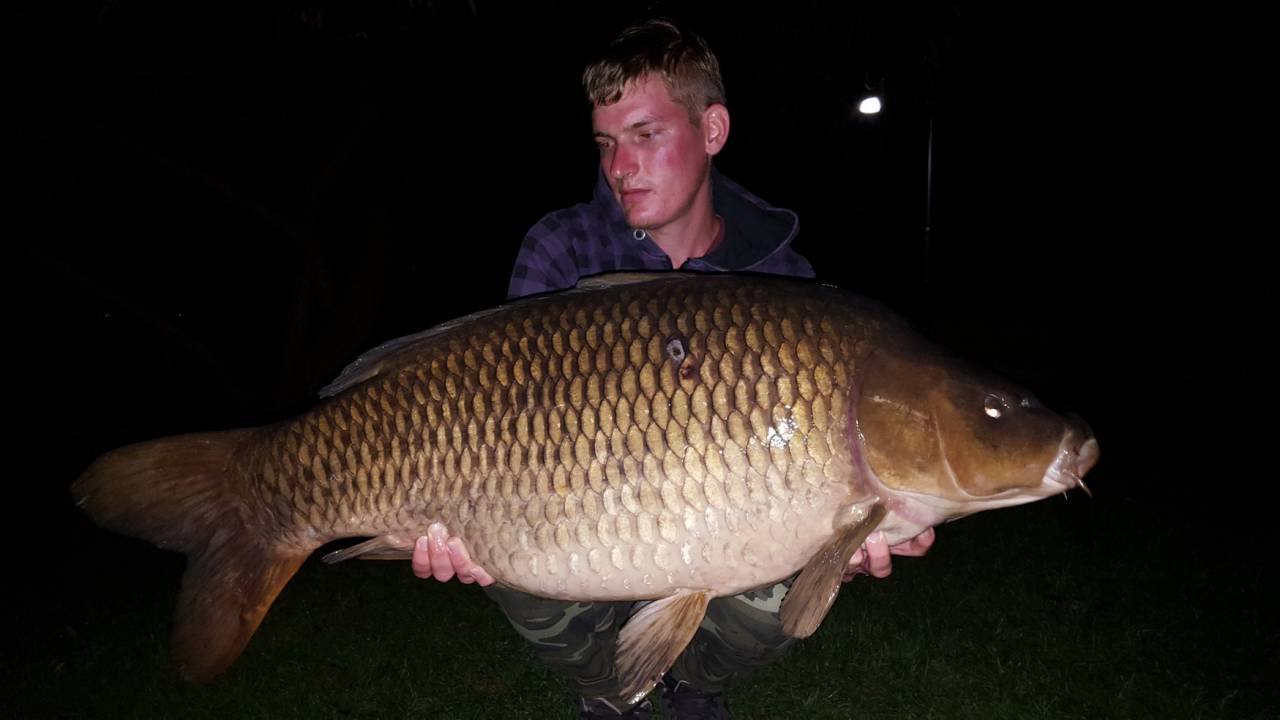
619;188;650;206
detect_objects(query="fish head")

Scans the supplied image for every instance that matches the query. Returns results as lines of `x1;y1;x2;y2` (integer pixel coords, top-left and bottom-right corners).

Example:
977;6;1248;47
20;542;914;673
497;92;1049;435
854;342;1099;523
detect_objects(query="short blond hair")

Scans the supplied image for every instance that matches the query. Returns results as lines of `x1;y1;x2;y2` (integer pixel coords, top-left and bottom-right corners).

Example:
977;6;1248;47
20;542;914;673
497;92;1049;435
582;18;726;126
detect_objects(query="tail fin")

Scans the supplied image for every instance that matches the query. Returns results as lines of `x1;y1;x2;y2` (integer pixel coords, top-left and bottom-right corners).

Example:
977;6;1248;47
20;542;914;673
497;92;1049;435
72;430;310;682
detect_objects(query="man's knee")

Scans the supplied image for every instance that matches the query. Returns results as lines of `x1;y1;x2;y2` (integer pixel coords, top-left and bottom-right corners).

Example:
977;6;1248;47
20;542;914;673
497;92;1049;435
483;584;635;700
484;585;620;647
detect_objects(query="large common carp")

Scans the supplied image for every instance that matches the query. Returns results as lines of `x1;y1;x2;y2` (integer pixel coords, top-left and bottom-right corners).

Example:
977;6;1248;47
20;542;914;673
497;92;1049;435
73;273;1098;702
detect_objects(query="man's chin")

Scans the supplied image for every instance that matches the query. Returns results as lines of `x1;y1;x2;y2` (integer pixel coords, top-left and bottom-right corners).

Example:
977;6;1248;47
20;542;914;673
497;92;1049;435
623;208;666;232
620;199;659;229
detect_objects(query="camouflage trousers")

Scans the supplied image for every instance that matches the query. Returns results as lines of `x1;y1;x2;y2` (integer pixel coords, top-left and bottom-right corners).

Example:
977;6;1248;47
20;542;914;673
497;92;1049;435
483;580;796;710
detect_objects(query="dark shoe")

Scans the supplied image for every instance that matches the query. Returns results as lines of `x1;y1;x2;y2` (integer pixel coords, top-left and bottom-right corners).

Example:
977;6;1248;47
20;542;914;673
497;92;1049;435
579;696;653;719
658;675;733;720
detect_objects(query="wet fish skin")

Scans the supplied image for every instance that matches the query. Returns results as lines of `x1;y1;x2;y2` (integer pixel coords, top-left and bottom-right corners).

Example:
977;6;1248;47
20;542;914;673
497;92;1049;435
241;274;888;600
73;273;1098;694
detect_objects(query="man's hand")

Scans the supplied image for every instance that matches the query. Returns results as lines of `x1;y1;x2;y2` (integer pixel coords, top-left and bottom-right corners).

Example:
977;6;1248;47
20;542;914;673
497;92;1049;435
842;527;936;582
411;523;495;586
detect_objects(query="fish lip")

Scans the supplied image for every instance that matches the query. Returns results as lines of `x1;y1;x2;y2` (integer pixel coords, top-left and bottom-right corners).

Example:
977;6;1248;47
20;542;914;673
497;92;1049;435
1043;424;1100;495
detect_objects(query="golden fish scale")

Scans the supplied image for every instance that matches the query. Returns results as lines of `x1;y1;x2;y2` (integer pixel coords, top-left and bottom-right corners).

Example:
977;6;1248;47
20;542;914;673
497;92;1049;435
249;279;871;599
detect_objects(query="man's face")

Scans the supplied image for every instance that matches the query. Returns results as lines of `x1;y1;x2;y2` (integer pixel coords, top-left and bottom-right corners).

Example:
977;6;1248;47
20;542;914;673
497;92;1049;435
592;76;722;232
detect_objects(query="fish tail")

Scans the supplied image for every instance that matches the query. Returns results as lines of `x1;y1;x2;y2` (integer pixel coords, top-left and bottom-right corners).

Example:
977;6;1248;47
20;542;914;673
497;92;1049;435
72;430;308;682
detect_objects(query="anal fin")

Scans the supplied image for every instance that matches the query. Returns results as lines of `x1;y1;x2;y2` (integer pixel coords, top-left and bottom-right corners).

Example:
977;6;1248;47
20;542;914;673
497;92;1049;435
615;589;713;706
322;534;417;563
779;503;887;639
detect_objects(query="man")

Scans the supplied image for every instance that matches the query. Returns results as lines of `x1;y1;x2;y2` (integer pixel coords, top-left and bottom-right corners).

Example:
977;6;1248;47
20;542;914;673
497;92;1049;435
411;19;935;719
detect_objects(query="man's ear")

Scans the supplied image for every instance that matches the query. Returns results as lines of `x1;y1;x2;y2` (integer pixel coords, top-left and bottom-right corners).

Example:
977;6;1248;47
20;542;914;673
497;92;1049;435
702;104;730;156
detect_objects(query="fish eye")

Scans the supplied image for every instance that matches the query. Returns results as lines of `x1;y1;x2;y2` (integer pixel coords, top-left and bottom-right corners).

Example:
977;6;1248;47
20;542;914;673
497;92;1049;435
984;394;1008;419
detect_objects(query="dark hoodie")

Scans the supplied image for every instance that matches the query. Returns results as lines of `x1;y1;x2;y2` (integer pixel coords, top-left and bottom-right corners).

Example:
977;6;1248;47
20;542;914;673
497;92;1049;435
507;168;814;299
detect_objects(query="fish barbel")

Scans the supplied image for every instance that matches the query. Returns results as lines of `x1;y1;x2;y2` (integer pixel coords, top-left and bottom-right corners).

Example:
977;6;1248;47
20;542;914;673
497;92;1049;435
73;273;1099;701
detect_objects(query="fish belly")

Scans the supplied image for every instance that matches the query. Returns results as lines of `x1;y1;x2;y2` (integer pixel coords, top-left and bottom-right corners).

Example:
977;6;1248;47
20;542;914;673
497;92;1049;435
463;478;852;600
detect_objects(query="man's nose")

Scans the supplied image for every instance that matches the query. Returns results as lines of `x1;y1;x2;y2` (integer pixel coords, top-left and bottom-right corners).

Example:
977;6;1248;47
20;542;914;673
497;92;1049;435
608;144;637;180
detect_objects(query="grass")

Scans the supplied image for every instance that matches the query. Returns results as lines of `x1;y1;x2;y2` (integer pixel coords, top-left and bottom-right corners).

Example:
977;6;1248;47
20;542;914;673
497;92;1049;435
7;460;1277;720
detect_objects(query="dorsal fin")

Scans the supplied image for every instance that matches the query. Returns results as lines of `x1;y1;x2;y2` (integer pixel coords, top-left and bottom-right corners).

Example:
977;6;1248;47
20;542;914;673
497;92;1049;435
319;273;694;398
318;305;508;397
573;271;697;290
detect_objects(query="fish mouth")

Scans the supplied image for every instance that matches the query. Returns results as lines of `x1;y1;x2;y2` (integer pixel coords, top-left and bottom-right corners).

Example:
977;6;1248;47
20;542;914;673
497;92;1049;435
1043;415;1100;498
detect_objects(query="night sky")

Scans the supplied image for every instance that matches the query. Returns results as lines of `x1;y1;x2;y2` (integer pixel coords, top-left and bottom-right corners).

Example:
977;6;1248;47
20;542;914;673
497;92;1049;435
17;0;1248;702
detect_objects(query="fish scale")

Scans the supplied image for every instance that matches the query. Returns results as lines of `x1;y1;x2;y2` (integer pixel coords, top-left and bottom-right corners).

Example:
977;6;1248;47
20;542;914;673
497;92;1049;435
244;278;858;600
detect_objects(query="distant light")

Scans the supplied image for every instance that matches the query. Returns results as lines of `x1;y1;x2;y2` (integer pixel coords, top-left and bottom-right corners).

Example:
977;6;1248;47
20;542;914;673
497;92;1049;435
858;96;882;115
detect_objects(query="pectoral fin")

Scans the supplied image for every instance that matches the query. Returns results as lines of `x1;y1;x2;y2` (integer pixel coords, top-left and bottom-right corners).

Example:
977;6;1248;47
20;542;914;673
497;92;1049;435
779;503;887;639
615;589;713;706
321;534;417;563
